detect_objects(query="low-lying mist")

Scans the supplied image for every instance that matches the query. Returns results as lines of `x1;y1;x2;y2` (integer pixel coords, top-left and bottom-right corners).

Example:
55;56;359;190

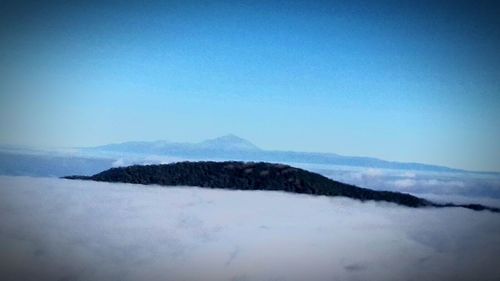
1;176;499;281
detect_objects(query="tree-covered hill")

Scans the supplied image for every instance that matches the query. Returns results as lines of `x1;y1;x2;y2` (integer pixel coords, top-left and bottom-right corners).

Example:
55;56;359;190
64;161;499;212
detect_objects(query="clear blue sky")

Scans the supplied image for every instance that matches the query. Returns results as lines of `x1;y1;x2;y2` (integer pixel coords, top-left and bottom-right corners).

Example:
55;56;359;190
1;0;499;172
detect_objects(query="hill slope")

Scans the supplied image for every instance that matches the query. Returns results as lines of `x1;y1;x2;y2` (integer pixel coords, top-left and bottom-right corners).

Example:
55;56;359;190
64;161;499;212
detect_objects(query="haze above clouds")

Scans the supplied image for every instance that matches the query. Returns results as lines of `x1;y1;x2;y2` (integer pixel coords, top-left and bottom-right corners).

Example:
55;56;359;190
1;176;499;281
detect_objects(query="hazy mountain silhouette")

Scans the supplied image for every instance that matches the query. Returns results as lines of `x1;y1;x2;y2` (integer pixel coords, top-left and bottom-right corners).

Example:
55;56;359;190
85;135;465;173
198;134;260;151
0;151;114;177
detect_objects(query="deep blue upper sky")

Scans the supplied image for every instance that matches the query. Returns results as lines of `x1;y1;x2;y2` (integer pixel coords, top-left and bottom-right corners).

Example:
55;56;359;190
1;0;499;171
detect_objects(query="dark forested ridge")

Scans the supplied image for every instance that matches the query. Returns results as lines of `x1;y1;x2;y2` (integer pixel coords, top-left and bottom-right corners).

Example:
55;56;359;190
64;161;499;212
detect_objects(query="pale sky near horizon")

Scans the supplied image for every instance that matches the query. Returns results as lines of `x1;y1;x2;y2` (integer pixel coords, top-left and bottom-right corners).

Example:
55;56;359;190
1;1;499;172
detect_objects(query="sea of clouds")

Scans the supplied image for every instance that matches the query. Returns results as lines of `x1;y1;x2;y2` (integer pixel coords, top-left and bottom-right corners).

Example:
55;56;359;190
292;163;500;204
1;176;500;281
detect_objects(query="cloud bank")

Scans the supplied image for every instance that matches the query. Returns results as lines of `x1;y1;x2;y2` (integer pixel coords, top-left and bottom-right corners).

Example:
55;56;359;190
1;176;500;281
304;164;500;200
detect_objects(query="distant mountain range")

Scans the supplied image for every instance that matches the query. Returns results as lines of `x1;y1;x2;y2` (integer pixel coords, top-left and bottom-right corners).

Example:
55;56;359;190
0;151;114;177
2;134;497;178
84;134;465;173
89;134;260;155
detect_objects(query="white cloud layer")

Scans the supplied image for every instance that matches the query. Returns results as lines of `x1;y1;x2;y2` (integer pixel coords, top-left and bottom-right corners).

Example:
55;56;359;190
305;164;500;199
1;176;500;281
